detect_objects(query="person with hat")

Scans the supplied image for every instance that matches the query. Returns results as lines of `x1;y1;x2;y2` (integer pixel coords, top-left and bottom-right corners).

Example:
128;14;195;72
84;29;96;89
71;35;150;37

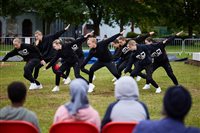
101;76;149;129
133;85;200;133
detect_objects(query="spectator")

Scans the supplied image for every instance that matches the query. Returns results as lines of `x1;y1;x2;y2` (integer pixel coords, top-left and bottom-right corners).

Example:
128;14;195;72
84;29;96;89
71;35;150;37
101;76;150;128
133;85;200;133
0;81;41;132
53;78;101;131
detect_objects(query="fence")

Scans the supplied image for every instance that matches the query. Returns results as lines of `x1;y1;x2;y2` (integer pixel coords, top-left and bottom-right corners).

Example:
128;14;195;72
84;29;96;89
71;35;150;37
0;37;200;54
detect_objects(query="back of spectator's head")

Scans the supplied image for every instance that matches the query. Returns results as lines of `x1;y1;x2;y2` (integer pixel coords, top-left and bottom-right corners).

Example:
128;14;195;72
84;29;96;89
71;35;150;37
115;76;139;100
66;78;89;115
163;85;192;121
7;81;27;104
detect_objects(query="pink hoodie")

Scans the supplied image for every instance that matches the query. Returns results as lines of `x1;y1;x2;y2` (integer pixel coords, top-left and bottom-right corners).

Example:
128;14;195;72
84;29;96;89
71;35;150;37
53;105;101;131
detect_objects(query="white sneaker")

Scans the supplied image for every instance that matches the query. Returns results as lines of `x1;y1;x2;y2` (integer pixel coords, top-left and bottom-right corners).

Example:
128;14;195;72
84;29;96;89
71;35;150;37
112;77;117;82
92;75;96;81
37;84;43;89
155;87;162;93
52;86;60;92
64;77;71;85
29;83;39;90
113;80;118;85
136;76;141;82
88;83;95;93
143;84;151;90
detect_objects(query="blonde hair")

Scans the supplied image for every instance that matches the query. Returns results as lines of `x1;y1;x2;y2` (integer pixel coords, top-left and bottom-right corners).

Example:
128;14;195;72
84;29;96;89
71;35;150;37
53;39;61;45
13;37;21;43
128;40;136;46
34;30;42;35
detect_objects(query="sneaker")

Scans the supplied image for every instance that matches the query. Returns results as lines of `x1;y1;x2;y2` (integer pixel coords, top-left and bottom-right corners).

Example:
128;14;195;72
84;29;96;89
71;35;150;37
143;84;151;90
113;80;118;85
92;75;96;81
52;86;60;92
112;77;117;82
37;84;43;89
136;76;141;82
155;87;162;93
88;83;95;93
29;83;39;90
64;77;71;85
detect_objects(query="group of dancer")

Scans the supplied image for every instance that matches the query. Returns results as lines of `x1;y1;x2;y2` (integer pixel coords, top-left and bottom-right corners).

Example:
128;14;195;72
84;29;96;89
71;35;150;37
1;24;183;93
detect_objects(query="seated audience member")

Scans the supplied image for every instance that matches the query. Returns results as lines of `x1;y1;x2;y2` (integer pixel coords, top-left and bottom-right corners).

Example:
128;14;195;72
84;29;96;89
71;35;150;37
53;78;101;131
101;76;150;128
133;85;200;133
0;81;40;132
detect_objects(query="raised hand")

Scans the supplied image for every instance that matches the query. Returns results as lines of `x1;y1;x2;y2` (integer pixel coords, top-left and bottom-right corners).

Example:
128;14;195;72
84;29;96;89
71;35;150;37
149;31;155;36
84;30;94;38
176;31;183;36
120;30;125;35
64;24;70;30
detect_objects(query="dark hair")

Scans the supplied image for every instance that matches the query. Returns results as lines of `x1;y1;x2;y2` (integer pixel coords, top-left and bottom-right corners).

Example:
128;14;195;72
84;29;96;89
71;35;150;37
113;39;119;44
163;85;192;121
7;81;27;103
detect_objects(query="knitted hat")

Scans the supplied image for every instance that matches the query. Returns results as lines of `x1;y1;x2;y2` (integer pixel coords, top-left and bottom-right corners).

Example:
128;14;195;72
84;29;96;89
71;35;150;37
164;85;192;120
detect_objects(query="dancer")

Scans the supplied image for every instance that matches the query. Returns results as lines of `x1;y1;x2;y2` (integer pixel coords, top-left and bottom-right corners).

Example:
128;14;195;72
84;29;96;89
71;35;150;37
142;31;183;90
44;31;93;92
124;40;161;93
33;24;70;86
81;30;125;92
2;38;45;90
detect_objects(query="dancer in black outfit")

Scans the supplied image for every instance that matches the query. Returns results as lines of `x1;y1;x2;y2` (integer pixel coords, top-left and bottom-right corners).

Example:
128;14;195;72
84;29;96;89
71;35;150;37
142;31;183;90
124;40;161;93
81;30;125;92
116;32;154;80
44;31;93;92
33;24;70;87
2;38;46;90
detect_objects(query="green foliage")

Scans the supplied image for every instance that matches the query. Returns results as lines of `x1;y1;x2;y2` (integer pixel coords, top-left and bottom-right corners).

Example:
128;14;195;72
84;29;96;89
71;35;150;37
126;32;139;38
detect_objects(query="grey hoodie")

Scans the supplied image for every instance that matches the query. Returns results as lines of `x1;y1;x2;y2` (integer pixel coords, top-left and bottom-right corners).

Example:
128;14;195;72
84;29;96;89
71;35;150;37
0;106;40;132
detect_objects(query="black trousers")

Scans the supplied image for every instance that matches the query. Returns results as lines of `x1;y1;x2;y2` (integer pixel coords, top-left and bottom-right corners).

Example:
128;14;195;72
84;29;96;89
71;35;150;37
89;61;120;83
34;58;57;79
130;63;159;88
116;59;129;76
23;58;41;85
146;61;178;85
55;61;88;86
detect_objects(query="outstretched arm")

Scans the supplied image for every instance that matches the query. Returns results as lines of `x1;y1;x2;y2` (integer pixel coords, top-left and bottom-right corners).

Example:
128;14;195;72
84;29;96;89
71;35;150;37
52;24;71;40
101;30;125;46
133;31;155;43
162;31;183;44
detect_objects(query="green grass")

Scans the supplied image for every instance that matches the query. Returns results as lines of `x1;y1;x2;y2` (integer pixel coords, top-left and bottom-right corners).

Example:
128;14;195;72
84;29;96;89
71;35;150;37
0;62;200;133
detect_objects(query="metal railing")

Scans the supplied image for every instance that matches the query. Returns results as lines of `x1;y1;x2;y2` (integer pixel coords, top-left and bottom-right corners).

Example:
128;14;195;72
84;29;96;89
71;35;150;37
0;37;200;54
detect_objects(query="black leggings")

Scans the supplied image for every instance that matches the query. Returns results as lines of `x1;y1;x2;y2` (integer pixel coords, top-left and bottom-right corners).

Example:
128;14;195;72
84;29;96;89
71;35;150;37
130;63;159;88
146;61;178;85
55;61;88;86
34;59;57;79
89;61;120;83
23;58;41;85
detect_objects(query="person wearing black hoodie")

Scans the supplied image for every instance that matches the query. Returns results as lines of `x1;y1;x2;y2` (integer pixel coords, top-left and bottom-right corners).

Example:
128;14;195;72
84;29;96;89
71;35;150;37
142;31;183;90
33;24;70;84
44;31;93;92
2;38;45;90
81;30;125;93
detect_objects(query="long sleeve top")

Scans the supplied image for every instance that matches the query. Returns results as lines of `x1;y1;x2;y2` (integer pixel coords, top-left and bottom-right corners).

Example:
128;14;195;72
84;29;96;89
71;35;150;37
81;33;121;67
2;43;42;62
36;30;67;60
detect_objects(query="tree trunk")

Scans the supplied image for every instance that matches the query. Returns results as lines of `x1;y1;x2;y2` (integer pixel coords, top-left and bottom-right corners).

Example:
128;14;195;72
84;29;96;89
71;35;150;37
93;21;100;36
188;25;193;37
131;20;134;32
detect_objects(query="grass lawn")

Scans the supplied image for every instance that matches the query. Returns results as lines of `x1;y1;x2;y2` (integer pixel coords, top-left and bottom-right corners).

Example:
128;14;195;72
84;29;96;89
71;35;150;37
0;61;200;133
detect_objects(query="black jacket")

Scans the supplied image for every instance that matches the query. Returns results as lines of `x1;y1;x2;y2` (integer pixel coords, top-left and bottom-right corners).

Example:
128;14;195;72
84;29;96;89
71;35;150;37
2;43;42;62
